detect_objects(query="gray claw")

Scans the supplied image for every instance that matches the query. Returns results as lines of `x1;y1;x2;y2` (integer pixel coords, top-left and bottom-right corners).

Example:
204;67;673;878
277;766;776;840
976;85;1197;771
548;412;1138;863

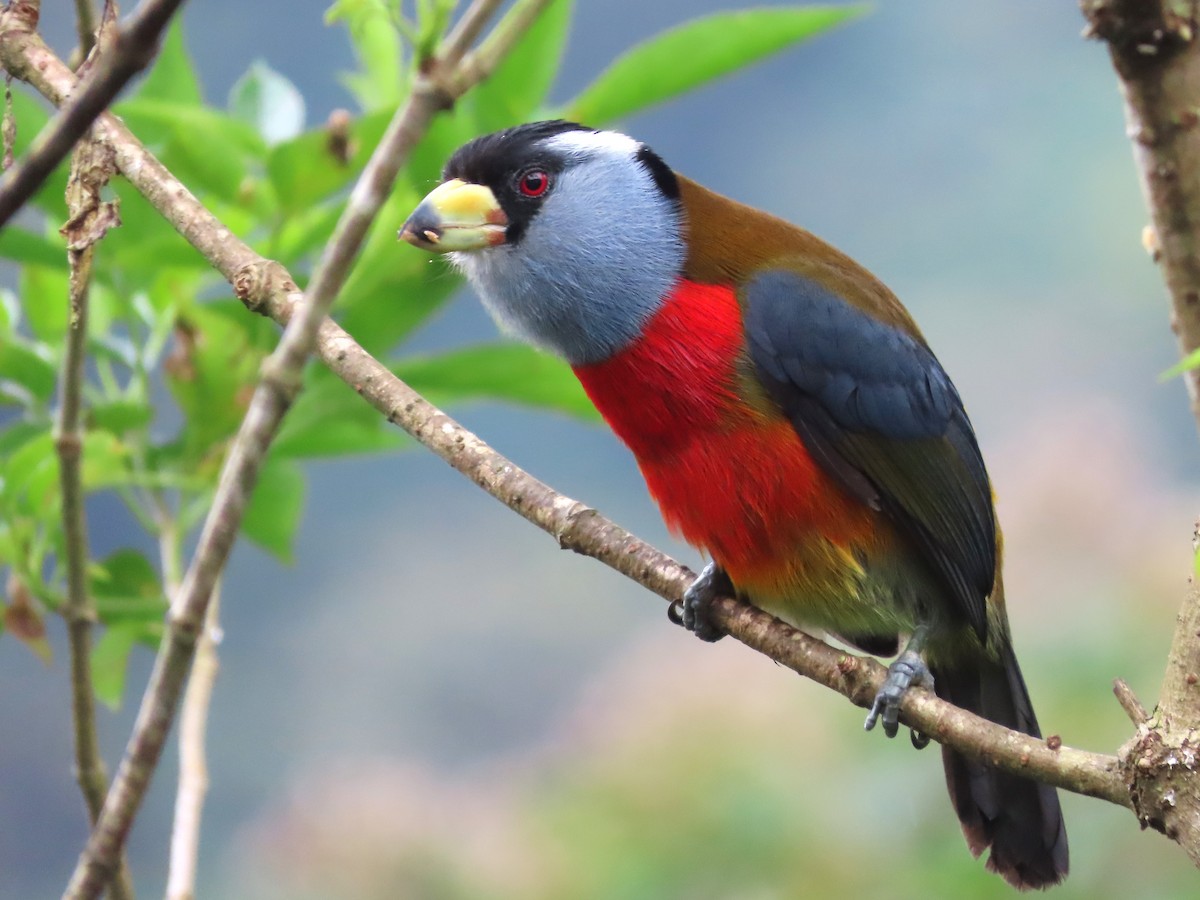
863;649;934;738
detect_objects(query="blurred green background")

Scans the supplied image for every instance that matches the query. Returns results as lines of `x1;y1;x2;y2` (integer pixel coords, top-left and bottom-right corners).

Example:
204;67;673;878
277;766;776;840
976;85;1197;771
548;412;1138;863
4;0;1199;897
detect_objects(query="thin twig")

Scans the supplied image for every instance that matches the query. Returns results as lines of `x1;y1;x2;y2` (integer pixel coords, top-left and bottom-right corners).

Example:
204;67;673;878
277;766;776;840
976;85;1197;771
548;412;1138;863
0;0;189;229
156;499;183;598
58;152;101;815
438;0;504;66
74;0;99;62
56;1;550;895
58;135;134;900
0;0;1129;827
445;0;552;96
1114;678;1150;726
165;581;221;900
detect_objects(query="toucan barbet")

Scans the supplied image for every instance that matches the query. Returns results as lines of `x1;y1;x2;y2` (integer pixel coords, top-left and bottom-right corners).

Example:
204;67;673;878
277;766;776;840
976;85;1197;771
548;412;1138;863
400;120;1068;889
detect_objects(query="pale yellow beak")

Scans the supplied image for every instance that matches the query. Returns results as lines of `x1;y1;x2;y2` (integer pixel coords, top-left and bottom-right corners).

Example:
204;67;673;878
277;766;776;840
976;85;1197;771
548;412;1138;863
399;179;509;253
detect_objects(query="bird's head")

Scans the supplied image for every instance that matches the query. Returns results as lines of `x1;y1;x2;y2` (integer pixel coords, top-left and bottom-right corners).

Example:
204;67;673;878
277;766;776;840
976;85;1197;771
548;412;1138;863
401;121;686;365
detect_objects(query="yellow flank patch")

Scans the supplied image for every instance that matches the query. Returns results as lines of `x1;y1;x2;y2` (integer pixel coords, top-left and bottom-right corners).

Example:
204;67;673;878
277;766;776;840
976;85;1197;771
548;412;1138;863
729;536;902;638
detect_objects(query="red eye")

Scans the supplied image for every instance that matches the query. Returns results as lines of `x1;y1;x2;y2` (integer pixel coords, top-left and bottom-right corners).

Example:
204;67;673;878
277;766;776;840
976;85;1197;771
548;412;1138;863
518;169;550;197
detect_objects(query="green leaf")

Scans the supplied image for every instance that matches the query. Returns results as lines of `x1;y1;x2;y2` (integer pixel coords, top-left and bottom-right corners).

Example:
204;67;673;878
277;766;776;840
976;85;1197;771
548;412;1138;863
20;265;69;341
274;415;405;458
266;109;390;216
168;129;259;209
467;0;573;132
115;99;265;157
272;199;347;263
112;102;267;212
91;549;168;624
135;19;203;105
89;399;154;437
7;89;68;215
82;431;132;490
0;289;14;334
91;625;142;709
565;5;866;126
1161;346;1200;381
336;183;463;353
394;342;600;420
338;257;459;356
274;368;407;459
334;108;477;319
97;180;218;278
0;335;57;405
327;0;406;110
229;61;307;145
243;456;305;562
402;106;479;194
0;429;57;516
79;279;128;341
204;295;282;350
165;303;269;462
0;228;68;270
0;419;47;456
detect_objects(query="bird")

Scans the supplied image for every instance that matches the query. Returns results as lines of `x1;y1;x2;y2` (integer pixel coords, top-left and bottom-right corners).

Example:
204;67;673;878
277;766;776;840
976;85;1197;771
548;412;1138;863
400;120;1068;889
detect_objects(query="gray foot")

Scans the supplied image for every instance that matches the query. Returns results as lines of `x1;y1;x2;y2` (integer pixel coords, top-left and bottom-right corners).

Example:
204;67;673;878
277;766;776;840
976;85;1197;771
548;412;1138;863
669;563;731;643
863;649;935;738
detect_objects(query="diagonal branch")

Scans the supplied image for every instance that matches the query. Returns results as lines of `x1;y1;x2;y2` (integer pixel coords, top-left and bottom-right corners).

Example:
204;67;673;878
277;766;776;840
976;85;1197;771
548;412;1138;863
286;305;1131;809
0;0;189;229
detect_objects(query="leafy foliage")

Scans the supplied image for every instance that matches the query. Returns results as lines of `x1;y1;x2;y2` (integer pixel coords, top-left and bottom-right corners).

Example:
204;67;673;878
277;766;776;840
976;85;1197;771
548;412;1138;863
564;5;866;125
0;4;853;702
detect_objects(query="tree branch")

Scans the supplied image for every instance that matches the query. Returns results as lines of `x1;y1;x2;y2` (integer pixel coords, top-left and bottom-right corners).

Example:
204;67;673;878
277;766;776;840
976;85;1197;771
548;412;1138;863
282;307;1129;809
1082;0;1200;867
57;134;134;900
59;140;103;830
165;581;220;900
0;0;188;229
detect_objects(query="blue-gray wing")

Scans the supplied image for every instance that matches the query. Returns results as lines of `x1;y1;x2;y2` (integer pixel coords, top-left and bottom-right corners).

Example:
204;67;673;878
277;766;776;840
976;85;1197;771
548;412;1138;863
743;269;995;639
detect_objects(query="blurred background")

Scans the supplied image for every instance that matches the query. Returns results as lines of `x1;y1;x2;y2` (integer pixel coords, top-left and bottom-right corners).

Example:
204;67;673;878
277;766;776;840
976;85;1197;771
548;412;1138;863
5;0;1200;896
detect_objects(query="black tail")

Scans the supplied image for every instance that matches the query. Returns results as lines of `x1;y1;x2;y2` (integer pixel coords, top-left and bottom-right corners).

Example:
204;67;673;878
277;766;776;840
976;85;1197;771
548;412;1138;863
931;645;1069;890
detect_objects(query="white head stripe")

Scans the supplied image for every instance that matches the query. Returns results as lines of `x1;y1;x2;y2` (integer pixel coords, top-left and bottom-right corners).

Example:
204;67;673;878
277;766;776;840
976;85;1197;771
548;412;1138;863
545;129;642;159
